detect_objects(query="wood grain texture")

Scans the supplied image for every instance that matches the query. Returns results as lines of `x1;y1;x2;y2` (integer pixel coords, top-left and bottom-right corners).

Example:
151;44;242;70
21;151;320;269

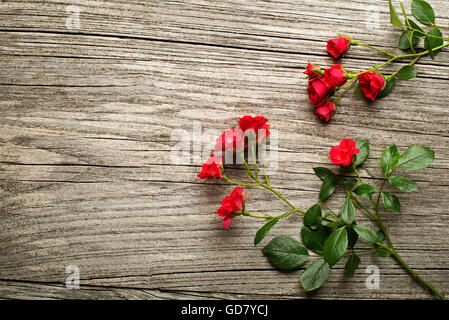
0;0;448;299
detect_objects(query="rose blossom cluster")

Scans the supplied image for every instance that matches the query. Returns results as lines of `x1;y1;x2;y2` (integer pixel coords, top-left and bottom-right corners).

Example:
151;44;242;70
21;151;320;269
305;36;386;122
197;115;270;228
197;116;364;229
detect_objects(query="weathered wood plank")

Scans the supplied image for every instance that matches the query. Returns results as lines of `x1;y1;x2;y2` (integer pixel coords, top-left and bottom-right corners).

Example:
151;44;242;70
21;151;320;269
0;0;448;299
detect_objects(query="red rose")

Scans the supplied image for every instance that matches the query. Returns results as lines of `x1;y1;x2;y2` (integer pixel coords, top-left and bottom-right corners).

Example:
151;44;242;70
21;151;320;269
238;115;270;143
197;154;223;180
329;139;360;166
324;64;347;88
214;127;244;153
307;77;331;107
217;187;247;229
359;72;386;101
327;36;350;59
304;64;321;80
315;100;336;122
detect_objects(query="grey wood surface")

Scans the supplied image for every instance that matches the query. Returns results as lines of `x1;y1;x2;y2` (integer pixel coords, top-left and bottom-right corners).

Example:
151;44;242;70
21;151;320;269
0;0;448;300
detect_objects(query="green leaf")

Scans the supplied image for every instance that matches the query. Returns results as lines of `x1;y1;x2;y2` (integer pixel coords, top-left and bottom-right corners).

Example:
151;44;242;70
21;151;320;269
397;65;418;80
313;167;336;181
353;184;377;197
303;203;322;230
323;227;348;266
377;229;386;243
338;197;356;225
354;139;370;166
300;258;331;292
398;30;416;50
344;254;361;278
353;224;379;244
375;248;391;258
425;36;435;60
400;1;409;23
254;218;279;246
353;83;365;98
347;226;359;249
262;236;309;271
398;146;435;170
407;30;416;53
398;20;425;50
381;191;401;212
425;27;444;59
409;19;426;37
319;174;338;202
301;226;329;254
389;0;403;28
381;145;400;176
323;220;343;228
388;176;418;192
343;178;358;191
411;0;435;26
377;77;396;99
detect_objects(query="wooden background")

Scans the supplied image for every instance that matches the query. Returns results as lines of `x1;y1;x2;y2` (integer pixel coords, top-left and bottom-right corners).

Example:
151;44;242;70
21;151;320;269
0;0;448;299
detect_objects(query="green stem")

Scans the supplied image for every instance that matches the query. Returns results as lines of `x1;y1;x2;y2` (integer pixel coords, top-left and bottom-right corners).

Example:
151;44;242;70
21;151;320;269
221;175;258;188
376;243;447;300
243;208;301;220
352;41;396;57
321;202;341;221
352;164;378;211
369;43;449;73
347;191;378;221
352;164;363;184
387;56;421;80
242;157;256;180
333;76;359;104
259;149;271;187
251;144;258;179
257;181;306;214
242;156;306;214
403;24;449;40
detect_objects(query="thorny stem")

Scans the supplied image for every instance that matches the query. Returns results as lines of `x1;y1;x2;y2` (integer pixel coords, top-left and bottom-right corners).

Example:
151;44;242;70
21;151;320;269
349;165;446;299
222;151;446;299
376;243;447;300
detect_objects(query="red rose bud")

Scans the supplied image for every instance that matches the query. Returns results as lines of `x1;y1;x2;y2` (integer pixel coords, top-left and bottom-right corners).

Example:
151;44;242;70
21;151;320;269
217;187;247;229
238;115;270;144
307;77;331;107
315;100;336;122
304;64;322;80
324;64;347;88
214;127;244;153
327;36;350;59
197;154;223;180
329;139;360;166
359;72;386;101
